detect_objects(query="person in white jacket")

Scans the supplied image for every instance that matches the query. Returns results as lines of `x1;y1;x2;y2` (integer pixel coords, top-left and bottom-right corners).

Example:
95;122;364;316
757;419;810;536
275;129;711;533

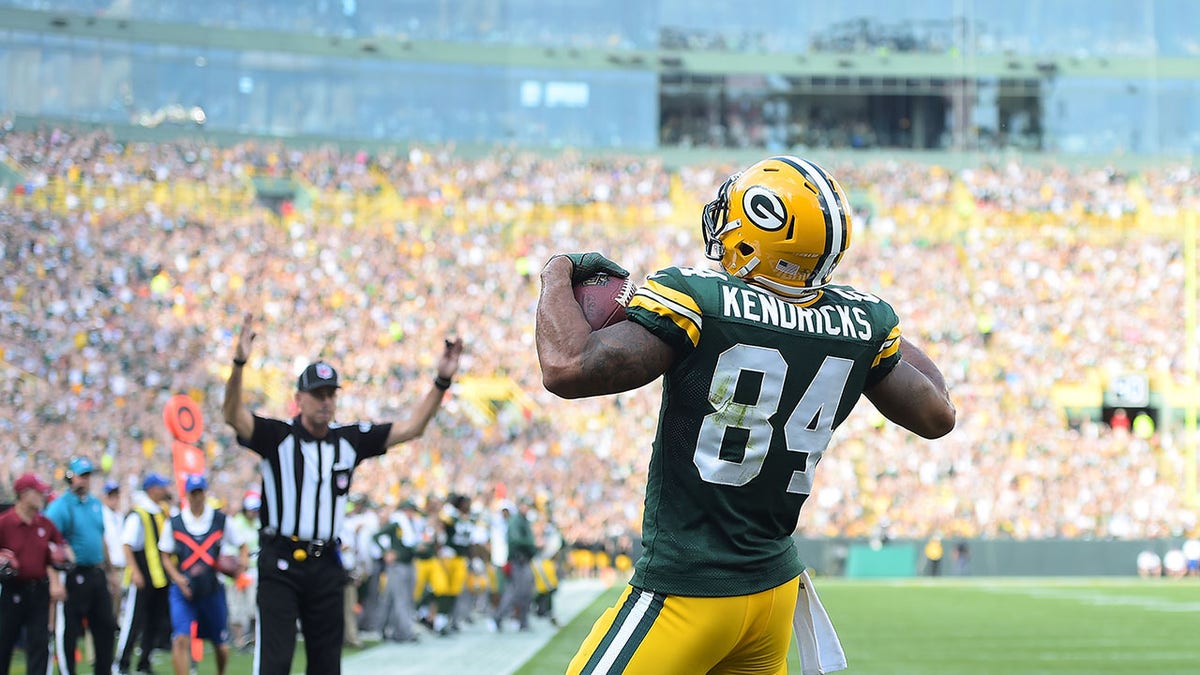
116;473;173;675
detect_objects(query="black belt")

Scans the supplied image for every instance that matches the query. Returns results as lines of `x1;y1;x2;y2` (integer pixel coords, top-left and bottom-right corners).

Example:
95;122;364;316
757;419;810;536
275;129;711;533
261;531;337;561
1;577;48;588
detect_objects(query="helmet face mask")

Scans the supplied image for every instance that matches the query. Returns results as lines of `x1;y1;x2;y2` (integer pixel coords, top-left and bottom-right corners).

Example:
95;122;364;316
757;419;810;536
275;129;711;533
702;172;739;261
702;156;852;297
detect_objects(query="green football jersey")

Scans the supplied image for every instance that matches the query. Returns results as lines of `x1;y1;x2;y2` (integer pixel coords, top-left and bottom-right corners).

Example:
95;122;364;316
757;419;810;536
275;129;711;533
625;265;902;596
445;512;473;556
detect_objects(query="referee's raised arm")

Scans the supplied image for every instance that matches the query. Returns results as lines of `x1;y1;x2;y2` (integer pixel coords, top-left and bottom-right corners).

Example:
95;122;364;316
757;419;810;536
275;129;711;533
223;311;257;441
384;336;465;447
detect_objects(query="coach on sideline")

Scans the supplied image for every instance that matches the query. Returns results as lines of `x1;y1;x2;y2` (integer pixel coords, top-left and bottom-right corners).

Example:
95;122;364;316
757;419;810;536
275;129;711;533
222;312;463;675
0;473;68;675
46;457;119;675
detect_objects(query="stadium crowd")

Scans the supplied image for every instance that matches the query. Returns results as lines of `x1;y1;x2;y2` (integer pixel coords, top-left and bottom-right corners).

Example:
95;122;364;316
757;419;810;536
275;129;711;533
1;126;1198;561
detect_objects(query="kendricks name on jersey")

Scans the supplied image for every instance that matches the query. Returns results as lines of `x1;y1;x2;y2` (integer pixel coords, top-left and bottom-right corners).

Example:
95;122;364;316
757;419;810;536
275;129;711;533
720;283;875;340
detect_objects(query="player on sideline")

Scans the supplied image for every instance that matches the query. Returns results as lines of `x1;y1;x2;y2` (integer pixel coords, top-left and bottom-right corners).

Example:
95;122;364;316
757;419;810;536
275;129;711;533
536;156;956;674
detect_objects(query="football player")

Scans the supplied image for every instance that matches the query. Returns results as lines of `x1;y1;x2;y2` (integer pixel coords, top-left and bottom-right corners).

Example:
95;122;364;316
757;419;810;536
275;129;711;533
436;493;474;633
536;155;956;674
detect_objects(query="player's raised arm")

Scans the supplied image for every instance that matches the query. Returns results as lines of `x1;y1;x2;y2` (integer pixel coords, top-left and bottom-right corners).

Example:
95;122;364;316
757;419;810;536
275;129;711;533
223;312;257;440
864;336;956;439
536;253;674;399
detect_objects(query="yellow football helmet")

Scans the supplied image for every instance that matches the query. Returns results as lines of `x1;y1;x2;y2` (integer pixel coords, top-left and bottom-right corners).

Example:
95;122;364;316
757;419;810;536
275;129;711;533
702;155;852;297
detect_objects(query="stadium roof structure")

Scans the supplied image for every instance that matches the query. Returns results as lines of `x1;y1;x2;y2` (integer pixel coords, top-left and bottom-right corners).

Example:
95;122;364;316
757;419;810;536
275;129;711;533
4;6;1198;81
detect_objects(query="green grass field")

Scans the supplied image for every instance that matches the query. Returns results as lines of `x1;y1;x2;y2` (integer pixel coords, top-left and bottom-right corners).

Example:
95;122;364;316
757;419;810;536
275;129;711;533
516;577;1200;674
11;579;1198;673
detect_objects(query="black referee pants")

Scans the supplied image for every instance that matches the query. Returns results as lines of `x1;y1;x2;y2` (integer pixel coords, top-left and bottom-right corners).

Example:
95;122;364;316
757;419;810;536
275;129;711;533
0;578;51;675
255;542;347;675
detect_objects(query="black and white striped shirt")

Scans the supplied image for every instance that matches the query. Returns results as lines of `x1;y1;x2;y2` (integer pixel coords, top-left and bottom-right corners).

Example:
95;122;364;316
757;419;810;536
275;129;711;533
239;415;390;542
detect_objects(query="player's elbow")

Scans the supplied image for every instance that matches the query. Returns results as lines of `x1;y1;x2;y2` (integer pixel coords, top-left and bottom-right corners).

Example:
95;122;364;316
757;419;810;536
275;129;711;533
541;367;588;399
537;348;586;398
916;403;956;439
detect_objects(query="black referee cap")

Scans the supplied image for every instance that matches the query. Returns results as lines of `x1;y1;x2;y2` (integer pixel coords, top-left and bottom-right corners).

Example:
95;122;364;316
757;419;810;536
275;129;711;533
298;361;340;392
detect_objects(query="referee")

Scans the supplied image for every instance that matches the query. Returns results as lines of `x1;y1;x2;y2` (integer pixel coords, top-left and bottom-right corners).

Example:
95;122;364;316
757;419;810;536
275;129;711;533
222;312;463;675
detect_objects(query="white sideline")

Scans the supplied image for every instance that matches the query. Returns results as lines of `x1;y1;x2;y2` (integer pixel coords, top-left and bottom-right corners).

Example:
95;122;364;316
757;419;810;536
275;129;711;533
342;577;612;675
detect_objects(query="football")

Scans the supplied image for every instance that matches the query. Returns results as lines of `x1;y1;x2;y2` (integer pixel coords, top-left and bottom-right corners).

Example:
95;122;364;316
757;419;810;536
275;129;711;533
573;273;636;331
216;554;241;578
0;548;19;578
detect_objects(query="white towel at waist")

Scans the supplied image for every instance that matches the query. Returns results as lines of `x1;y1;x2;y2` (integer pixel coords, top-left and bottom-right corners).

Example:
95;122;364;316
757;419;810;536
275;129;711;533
792;569;848;675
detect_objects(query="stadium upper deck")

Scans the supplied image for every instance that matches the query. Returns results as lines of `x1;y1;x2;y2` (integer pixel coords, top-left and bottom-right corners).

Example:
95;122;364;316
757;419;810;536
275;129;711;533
4;0;1199;56
1;1;1197;154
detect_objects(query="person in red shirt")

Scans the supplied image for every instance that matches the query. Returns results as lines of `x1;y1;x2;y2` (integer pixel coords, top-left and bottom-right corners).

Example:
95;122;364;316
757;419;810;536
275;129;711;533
0;473;70;675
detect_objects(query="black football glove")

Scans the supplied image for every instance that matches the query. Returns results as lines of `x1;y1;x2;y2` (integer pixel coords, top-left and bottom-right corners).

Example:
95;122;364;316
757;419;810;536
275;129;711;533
553;252;630;284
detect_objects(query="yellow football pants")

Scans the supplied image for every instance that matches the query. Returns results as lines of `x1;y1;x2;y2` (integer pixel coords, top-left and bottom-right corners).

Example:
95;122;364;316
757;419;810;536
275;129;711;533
532;559;558;594
441;556;468;596
568;576;799;675
413;558;438;601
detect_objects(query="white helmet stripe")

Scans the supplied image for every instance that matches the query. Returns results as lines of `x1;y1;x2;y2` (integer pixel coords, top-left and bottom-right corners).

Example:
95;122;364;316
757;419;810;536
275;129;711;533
775;155;848;285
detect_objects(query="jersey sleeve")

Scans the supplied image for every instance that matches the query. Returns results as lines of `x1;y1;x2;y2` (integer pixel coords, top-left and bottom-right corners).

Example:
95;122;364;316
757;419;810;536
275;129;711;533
372;528;391;551
240;415;294;459
625;267;704;356
120;512;141;548
348;421;392;464
158;519;175;555
863;314;903;388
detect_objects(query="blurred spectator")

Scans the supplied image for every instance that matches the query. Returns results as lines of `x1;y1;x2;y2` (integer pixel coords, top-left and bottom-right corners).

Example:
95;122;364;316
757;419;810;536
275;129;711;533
101;479;126;614
1131;412;1155;440
1162;549;1188;579
1136;550;1161;578
227;492;261;652
952;541;970;576
924;536;944;576
372;501;420;643
490;498;536;632
1183;539;1200;578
